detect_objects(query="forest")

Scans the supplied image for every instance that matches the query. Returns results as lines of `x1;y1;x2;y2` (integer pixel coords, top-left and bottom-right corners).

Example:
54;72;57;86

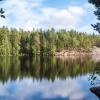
0;26;100;56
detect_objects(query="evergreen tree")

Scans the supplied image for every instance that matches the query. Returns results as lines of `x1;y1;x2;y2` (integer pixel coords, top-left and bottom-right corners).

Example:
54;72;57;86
89;0;100;33
0;0;5;18
30;30;40;55
20;30;30;55
0;27;99;56
0;27;10;55
9;28;21;55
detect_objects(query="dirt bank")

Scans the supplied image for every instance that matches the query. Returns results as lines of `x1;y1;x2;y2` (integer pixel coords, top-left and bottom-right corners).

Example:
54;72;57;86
55;49;92;56
55;47;100;56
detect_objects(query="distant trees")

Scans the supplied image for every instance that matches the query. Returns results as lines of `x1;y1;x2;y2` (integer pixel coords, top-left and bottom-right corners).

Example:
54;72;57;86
0;27;10;55
89;0;100;33
30;30;40;55
20;30;30;55
9;28;21;55
0;27;99;56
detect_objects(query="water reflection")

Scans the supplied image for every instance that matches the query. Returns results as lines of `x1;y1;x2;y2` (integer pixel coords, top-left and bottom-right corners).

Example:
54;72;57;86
0;56;97;83
0;56;99;100
88;58;100;99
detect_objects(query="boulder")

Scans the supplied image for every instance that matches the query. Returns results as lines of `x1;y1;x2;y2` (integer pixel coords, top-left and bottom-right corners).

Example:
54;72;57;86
90;86;100;98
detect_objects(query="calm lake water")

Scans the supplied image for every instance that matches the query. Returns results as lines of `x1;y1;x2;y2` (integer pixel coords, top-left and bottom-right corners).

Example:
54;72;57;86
0;56;99;100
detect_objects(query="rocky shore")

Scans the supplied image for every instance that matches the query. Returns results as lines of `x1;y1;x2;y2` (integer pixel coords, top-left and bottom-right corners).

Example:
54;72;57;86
55;47;100;57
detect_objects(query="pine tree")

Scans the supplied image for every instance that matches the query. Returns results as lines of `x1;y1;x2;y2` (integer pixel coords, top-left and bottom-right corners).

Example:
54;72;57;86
89;0;100;33
0;0;5;18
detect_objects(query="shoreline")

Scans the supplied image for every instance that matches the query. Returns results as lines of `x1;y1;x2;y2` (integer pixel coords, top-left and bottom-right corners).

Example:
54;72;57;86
0;47;100;57
55;50;92;56
55;47;100;56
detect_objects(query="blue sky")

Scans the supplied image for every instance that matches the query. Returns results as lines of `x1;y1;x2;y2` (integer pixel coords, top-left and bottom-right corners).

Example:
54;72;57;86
43;0;88;8
0;0;97;33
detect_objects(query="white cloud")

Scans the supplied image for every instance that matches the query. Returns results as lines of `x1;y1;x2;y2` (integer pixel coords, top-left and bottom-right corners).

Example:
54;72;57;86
0;0;96;33
1;0;43;30
39;6;85;29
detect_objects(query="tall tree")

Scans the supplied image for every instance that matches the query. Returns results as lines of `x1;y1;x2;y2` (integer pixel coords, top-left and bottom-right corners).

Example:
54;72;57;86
9;28;21;55
20;30;30;55
0;27;10;55
89;0;100;33
30;30;40;55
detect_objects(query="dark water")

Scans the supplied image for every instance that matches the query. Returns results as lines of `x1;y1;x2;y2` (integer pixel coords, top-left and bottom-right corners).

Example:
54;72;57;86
0;56;99;100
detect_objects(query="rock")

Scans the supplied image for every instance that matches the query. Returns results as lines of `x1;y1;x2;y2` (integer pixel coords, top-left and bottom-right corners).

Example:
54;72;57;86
90;86;100;98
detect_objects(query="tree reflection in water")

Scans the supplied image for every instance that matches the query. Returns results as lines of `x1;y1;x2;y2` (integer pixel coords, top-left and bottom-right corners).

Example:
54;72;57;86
0;56;97;84
0;56;100;99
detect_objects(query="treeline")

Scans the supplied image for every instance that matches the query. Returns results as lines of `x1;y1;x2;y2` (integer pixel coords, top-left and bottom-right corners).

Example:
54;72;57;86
0;26;100;56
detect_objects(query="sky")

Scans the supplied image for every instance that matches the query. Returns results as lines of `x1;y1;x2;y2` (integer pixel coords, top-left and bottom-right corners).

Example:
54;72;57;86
0;0;97;33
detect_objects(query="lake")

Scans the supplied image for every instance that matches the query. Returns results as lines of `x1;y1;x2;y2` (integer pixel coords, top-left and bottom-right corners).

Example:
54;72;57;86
0;56;99;100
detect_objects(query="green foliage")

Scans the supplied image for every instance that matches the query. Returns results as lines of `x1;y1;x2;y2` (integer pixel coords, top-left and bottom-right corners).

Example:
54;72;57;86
89;0;100;33
30;30;40;55
0;27;99;56
20;30;30;55
0;8;5;18
0;27;10;55
0;0;5;18
9;28;21;55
